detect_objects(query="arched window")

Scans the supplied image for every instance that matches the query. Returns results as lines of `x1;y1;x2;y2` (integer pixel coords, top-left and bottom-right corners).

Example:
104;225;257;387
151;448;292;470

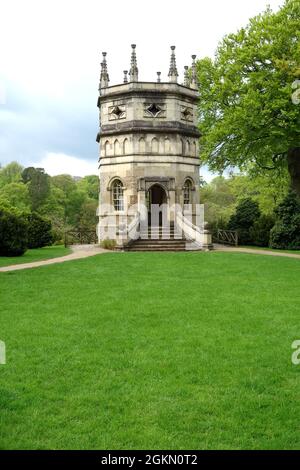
183;179;192;205
186;140;191;156
104;140;110;157
139;137;146;153
123;138;130;154
114;139;121;156
181;138;185;156
112;179;124;211
164;138;170;154
193;141;197;157
151;137;158;153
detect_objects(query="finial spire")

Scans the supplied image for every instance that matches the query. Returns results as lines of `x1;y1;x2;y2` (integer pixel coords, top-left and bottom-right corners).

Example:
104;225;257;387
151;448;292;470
157;72;161;83
123;70;128;83
190;54;198;90
168;46;178;83
183;66;190;87
129;44;138;82
99;52;109;90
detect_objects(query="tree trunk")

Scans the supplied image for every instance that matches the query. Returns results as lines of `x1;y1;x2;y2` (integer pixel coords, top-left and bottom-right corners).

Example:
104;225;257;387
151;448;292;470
287;148;300;196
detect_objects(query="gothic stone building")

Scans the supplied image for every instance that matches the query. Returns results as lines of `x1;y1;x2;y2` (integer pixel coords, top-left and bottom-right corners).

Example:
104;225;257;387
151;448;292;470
96;45;212;250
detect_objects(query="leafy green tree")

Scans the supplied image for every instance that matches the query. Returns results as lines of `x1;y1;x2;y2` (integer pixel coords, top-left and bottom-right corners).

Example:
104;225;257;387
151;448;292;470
65;189;87;227
27;213;53;249
228;173;289;214
51;174;76;197
0;182;30;212
77;175;99;201
22;167;50;211
250;214;275;247
0;209;28;256
39;185;66;242
200;176;236;229
78;199;98;229
198;0;300;193
0;162;23;188
270;191;300;249
0;163;100;236
228;198;261;245
200;173;288;230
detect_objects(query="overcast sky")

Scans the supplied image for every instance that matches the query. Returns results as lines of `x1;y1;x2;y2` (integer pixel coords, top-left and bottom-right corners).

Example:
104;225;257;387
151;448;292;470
0;0;283;180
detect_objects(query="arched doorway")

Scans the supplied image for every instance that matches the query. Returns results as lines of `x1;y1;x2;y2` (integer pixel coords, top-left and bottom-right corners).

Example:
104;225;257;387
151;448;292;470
147;184;167;227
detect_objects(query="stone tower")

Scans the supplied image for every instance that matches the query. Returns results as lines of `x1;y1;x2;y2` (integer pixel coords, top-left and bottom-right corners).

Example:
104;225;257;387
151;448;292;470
96;45;211;250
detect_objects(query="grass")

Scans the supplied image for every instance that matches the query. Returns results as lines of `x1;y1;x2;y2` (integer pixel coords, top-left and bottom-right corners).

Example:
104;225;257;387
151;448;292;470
0;245;71;267
1;251;300;450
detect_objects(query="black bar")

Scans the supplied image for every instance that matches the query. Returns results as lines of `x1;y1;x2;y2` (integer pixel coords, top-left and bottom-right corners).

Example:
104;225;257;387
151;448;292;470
0;450;298;467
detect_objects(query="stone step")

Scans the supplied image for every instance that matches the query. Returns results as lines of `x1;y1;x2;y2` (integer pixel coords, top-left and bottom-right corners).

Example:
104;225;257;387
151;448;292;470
126;237;186;252
140;231;182;236
134;241;185;245
131;245;186;249
139;238;184;241
126;245;185;251
128;247;186;252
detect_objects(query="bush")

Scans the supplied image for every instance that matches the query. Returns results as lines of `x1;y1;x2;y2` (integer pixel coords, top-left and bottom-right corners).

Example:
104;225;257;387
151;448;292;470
227;198;261;245
0;209;28;256
27;213;53;249
250;214;275;247
100;239;116;250
269;191;300;250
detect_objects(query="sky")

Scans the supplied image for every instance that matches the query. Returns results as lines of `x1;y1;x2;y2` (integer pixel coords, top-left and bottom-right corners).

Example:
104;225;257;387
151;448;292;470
0;0;283;180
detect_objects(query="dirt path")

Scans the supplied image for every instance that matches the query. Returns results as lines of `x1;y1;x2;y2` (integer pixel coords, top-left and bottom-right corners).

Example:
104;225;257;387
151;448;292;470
214;244;300;260
1;244;299;273
0;246;109;273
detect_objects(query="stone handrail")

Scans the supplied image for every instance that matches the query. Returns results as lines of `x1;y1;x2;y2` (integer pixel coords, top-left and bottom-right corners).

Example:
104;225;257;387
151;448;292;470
175;212;205;248
119;211;140;241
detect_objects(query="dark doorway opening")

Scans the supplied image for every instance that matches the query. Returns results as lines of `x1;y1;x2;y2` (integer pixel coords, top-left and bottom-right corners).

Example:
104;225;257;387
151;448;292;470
147;184;167;227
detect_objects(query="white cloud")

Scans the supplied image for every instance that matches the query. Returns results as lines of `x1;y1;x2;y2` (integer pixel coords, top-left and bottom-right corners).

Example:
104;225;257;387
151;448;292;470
30;152;98;177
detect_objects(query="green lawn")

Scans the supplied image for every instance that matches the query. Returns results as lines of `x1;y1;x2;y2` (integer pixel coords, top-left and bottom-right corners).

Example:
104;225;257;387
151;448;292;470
0;245;71;267
1;252;300;450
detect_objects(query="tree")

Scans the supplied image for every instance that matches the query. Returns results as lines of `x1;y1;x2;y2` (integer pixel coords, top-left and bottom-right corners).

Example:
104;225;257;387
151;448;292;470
0;209;28;256
65;189;87;227
22;167;50;211
78;199;98;229
228;172;289;214
197;0;300;194
38;185;66;242
0;162;23;188
270;191;300;249
200;176;236;230
77;175;99;201
200;173;288;230
250;214;275;247
228;198;261;245
51;174;76;197
27;213;53;248
0;182;30;212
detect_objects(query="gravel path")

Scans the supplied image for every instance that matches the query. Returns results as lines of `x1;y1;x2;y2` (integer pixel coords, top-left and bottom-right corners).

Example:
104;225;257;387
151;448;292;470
214;244;300;260
0;246;109;272
1;244;299;273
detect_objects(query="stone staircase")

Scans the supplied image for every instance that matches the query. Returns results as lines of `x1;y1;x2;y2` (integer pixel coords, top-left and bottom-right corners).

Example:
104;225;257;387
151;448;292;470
125;223;186;252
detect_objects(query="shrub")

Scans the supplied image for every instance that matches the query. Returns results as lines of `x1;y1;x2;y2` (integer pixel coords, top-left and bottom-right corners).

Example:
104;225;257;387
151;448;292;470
250;214;275;247
269;191;300;250
0;209;28;256
27;213;53;249
100;239;116;250
227;198;261;245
